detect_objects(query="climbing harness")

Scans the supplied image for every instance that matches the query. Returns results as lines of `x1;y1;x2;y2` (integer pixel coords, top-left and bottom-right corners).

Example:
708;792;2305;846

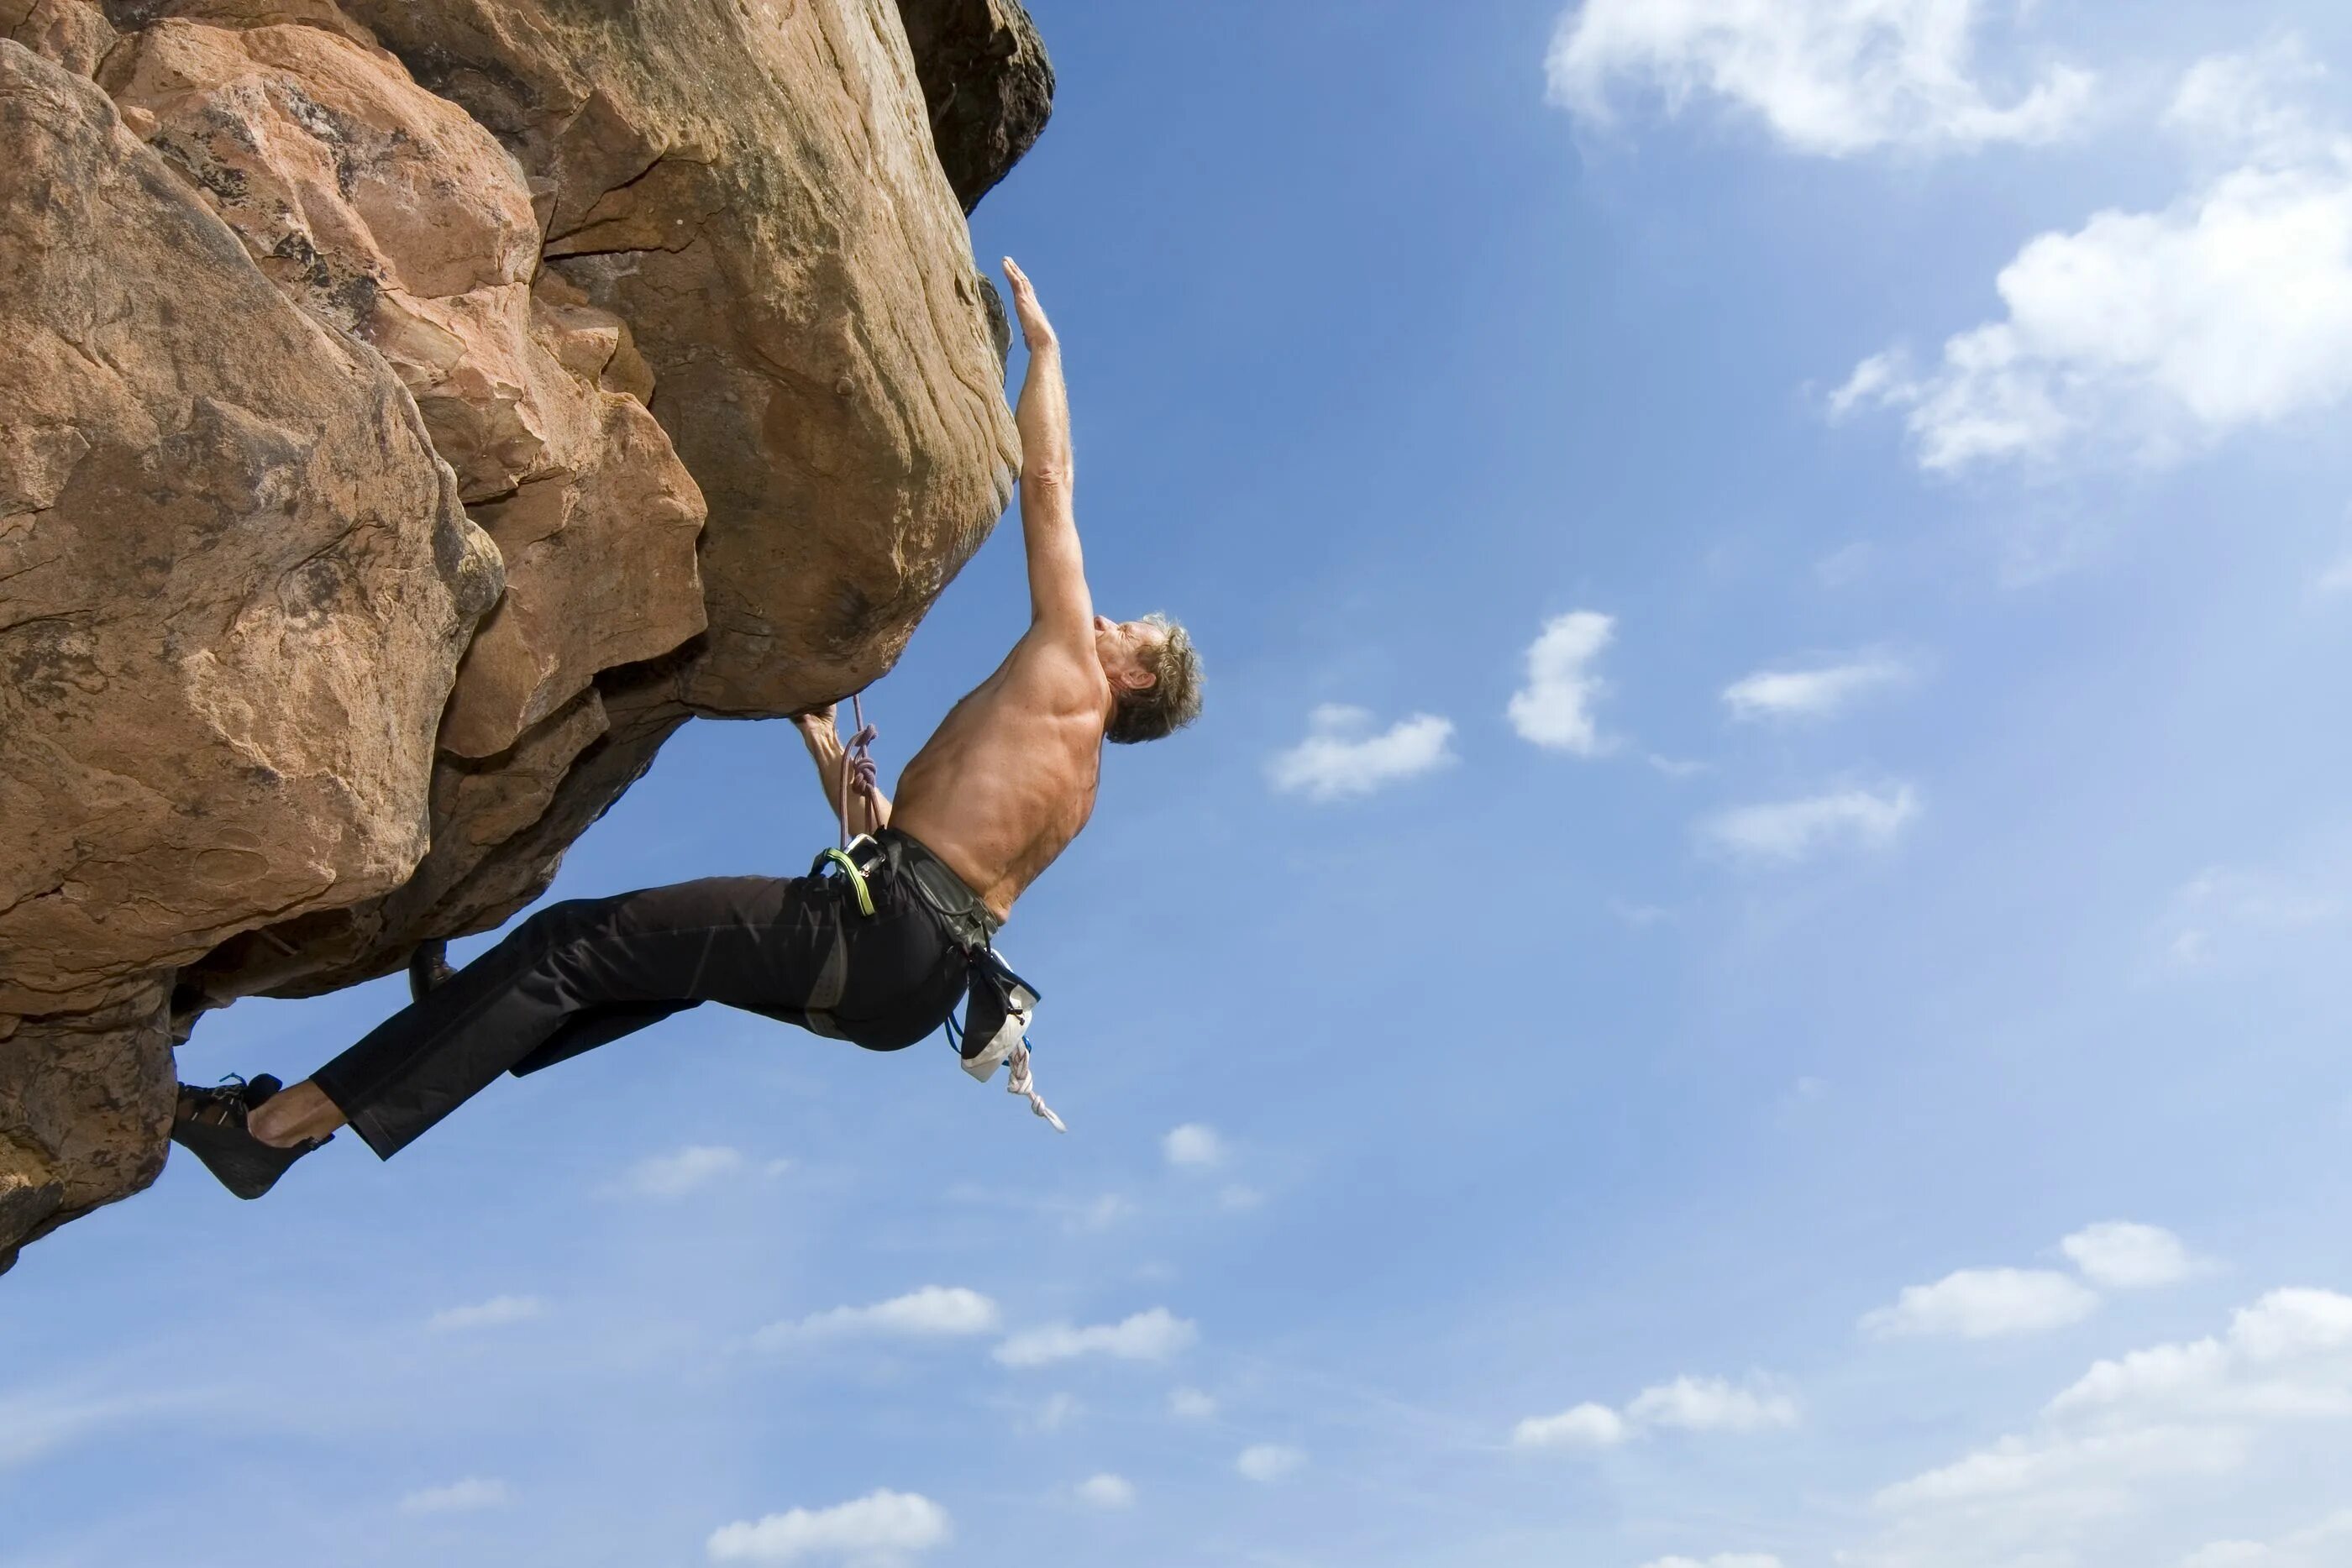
806;694;1066;1134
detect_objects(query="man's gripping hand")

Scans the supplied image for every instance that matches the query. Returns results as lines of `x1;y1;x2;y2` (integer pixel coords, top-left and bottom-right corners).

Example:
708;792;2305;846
1002;258;1057;352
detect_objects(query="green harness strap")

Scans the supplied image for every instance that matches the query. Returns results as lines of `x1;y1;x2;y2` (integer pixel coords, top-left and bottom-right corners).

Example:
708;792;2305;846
822;847;875;917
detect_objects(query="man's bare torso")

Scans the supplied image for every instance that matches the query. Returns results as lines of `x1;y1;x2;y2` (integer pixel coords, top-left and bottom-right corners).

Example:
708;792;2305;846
890;637;1108;921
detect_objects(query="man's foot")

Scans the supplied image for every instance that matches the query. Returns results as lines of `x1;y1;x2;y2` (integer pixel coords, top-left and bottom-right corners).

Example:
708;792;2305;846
169;1077;329;1200
408;939;454;1004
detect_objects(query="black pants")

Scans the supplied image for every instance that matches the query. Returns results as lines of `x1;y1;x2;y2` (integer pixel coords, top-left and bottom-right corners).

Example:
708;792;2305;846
312;844;974;1160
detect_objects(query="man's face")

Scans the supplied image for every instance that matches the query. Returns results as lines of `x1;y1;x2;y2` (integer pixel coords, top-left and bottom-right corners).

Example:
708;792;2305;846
1094;615;1163;691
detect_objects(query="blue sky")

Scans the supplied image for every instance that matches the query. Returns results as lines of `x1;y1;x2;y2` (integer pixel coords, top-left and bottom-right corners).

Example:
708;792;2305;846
11;3;2352;1565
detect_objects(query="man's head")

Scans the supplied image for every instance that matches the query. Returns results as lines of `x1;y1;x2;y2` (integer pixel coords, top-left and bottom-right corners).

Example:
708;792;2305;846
1095;613;1203;744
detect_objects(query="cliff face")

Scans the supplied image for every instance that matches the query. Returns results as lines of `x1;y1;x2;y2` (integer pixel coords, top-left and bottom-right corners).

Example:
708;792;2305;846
0;0;1053;1272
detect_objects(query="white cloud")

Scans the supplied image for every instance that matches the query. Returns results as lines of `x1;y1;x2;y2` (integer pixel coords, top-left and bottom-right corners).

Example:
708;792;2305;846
1640;1557;1786;1568
1626;1375;1800;1433
1836;46;2352;471
1169;1387;1218;1421
1218;1183;1265;1211
1548;0;2092;156
707;1490;951;1565
2168;40;2333;165
2184;1511;2352;1568
1236;1444;1305;1482
753;1287;1000;1350
1862;1267;2101;1340
1513;1401;1630;1450
1074;1473;1136;1510
399;1477;510;1514
1861;1291;2352;1565
1517;1373;1798;1452
2046;1288;2352;1424
1029;1392;1082;1433
2165;861;2344;968
1163;1123;1224;1169
1506;611;1615;754
427;1295;545;1332
612;1145;750;1198
1699;785;1918;863
1070;1194;1134;1232
2318;548;2352;594
993;1308;1198;1369
0;1387;208;1470
1268;705;1456;801
2062;1222;2198;1291
1721;657;1909;721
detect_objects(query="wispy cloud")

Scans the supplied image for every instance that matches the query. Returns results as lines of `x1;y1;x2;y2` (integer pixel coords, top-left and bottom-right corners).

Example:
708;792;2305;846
994;1308;1197;1369
400;1477;510;1514
1628;1376;1801;1433
1163;1123;1224;1169
1699;786;1919;863
427;1295;545;1332
1861;1289;2352;1565
707;1489;951;1564
1169;1387;1218;1421
1268;705;1455;801
1512;1402;1628;1450
610;1145;753;1198
1507;611;1615;755
1834;43;2352;471
2184;1509;2352;1568
0;1385;216;1470
1862;1267;2101;1340
1236;1444;1305;1482
1548;0;2092;156
606;1146;762;1193
2319;546;2352;595
1640;1557;1785;1568
1515;1375;1797;1451
1074;1473;1136;1509
2061;1221;2201;1291
753;1287;1000;1350
1722;656;1911;721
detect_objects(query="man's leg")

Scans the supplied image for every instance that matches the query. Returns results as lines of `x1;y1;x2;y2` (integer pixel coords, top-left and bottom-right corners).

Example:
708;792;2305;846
253;875;842;1161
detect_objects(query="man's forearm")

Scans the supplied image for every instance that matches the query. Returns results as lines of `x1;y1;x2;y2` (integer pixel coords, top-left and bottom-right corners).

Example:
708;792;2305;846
1017;338;1072;488
798;725;890;836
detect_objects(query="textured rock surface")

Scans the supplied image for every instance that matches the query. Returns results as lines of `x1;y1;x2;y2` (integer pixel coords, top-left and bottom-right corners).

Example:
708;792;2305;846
339;0;1021;716
1;0;1040;1274
897;0;1053;212
99;17;710;758
0;39;499;1016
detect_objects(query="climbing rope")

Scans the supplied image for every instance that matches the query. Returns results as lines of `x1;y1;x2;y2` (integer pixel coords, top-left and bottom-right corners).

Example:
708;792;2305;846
837;692;882;850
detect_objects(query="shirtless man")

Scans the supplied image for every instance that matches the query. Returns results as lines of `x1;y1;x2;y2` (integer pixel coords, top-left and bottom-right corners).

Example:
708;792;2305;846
171;260;1204;1199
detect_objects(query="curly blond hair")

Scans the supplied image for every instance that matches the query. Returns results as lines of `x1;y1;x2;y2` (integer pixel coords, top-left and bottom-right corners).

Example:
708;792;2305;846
1105;614;1203;745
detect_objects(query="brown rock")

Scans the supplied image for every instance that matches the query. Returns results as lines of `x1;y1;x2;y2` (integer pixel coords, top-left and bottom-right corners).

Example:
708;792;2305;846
0;38;499;1017
2;0;1045;1274
101;18;709;759
896;0;1054;212
3;0;117;76
0;982;173;1277
340;0;1021;716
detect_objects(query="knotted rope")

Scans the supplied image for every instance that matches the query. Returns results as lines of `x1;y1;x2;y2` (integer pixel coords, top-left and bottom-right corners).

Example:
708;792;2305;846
837;693;882;849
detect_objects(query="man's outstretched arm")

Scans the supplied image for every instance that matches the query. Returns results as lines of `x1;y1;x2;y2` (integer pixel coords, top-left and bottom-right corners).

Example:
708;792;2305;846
1003;259;1092;638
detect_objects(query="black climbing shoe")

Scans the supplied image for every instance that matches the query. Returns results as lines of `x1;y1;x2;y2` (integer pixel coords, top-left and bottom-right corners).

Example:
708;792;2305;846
169;1076;328;1201
408;939;455;1004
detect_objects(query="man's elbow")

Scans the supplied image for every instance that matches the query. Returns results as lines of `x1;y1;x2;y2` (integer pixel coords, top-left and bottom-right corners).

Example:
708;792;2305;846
1023;459;1072;493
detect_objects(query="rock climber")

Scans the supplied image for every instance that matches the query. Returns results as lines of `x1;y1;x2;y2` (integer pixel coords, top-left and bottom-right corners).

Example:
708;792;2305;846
171;258;1204;1199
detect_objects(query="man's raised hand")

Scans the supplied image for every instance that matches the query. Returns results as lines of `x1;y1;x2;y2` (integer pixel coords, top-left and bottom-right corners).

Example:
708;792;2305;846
1002;258;1057;351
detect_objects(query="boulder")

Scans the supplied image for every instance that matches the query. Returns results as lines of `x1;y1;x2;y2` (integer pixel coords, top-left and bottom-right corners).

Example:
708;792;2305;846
0;39;500;1019
1;0;1042;1275
896;0;1054;212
